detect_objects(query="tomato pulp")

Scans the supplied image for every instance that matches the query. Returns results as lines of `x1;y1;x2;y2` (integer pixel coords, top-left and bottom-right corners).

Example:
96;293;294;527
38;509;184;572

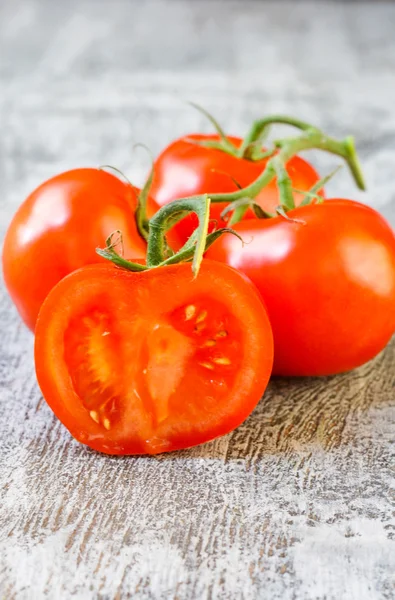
2;168;159;330
206;200;395;376
35;261;273;455
150;134;322;246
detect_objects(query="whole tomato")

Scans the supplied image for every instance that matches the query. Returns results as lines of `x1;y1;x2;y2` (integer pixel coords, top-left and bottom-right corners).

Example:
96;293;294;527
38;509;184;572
2;168;159;331
150;134;321;246
206;199;395;376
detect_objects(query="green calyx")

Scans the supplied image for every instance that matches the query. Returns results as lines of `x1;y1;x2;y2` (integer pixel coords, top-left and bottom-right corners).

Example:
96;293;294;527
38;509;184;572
96;196;242;277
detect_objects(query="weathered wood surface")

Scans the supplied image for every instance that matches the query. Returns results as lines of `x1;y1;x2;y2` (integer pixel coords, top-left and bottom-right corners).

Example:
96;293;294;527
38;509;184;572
0;1;394;599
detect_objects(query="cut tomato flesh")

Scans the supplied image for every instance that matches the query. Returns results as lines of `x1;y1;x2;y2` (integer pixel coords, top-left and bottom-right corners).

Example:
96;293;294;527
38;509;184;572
145;323;194;424
35;262;273;455
63;295;242;451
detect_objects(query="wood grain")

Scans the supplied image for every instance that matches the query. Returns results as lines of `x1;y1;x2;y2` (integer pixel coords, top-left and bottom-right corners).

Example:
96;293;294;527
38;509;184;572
0;1;394;598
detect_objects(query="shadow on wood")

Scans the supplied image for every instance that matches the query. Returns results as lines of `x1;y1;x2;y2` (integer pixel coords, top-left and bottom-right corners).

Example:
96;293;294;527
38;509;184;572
159;337;395;462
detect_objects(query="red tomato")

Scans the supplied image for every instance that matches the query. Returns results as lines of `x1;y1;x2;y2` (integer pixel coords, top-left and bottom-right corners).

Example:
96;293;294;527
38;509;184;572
206;200;395;376
34;261;273;455
151;134;321;246
2;168;159;331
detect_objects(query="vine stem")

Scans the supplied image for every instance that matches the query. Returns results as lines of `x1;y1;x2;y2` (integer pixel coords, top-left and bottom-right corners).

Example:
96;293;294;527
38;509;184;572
186;106;365;204
208;128;365;207
147;195;211;276
98;196;243;278
98;110;367;275
238;115;312;158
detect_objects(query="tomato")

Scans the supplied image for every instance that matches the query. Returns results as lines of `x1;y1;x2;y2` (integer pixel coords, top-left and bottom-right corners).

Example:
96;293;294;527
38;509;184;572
2;168;159;331
206;200;395;376
34;260;273;455
151;134;321;246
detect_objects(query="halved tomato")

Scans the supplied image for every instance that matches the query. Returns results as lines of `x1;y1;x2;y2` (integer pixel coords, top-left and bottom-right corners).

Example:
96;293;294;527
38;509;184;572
35;261;273;455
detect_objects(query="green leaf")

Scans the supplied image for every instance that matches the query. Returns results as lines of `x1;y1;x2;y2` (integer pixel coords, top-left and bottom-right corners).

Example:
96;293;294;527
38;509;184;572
96;248;147;272
297;165;343;206
188;102;233;147
275;206;305;225
96;230;147;271
310;165;342;195
157;228;244;268
184;137;239;158
220;198;273;224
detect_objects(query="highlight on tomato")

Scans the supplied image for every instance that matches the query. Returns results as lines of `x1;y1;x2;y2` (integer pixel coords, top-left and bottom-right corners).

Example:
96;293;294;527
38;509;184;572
150;107;366;247
34;198;274;455
2;167;159;331
206;178;395;376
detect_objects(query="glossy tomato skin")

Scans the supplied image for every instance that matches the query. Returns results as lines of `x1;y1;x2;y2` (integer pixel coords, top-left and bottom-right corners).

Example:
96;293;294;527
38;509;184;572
151;134;322;247
2;168;159;331
35;261;273;455
206;200;395;376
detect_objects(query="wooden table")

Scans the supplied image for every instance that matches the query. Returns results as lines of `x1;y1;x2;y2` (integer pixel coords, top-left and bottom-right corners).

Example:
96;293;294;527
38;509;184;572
1;1;394;598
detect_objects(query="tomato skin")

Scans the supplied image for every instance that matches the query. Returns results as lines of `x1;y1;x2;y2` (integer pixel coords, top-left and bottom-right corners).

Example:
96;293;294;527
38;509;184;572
34;261;273;455
206;200;395;376
151;134;322;247
2;168;159;331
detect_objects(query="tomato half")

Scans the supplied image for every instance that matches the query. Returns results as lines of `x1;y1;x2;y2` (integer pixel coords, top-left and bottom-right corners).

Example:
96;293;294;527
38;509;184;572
34;261;273;455
151;134;321;246
206;200;395;376
2;168;159;331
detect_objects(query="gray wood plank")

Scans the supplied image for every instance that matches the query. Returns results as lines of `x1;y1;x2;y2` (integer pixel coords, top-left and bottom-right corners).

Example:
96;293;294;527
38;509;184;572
0;1;394;598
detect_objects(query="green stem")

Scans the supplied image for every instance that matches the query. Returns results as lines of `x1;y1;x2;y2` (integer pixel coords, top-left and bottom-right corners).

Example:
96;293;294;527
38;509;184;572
185;138;240;158
221;198;273;224
134;178;152;243
209;129;365;206
188;102;239;155
97;197;243;277
156;227;243;268
133;146;156;242
239;115;313;158
272;156;295;210
228;204;249;226
342;136;365;190
147;195;210;277
298;165;342;206
96;231;148;272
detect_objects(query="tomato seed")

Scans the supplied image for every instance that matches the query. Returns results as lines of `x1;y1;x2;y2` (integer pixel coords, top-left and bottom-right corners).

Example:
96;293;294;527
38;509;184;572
199;362;214;370
185;305;196;320
213;357;231;365
195;310;208;323
201;340;216;348
89;410;100;424
215;330;228;338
